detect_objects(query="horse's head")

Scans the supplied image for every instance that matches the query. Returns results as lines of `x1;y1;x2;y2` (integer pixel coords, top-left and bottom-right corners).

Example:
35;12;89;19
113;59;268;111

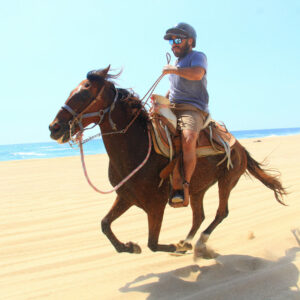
49;65;116;144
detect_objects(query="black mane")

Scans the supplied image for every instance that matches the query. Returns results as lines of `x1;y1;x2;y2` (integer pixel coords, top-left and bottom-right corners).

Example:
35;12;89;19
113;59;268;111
117;88;149;122
87;69;149;122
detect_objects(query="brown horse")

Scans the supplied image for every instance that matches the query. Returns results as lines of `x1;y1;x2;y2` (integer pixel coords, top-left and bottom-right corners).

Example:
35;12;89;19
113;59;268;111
49;66;286;257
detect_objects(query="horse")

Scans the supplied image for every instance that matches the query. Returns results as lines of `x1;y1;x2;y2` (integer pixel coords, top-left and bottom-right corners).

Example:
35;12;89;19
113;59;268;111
49;66;286;257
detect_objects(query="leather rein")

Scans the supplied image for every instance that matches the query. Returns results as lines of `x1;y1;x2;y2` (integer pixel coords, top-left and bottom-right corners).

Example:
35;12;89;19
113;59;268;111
61;84;118;142
60;81;155;194
59;54;172;194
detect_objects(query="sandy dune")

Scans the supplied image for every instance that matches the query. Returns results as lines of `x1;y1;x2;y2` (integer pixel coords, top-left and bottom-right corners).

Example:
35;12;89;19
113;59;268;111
1;135;300;299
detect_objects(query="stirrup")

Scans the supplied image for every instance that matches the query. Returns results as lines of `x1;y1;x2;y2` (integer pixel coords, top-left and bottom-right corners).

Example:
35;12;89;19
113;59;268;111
170;190;184;204
169;181;190;208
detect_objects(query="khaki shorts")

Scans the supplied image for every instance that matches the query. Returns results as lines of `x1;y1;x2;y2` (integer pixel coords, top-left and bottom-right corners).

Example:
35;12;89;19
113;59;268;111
172;103;208;133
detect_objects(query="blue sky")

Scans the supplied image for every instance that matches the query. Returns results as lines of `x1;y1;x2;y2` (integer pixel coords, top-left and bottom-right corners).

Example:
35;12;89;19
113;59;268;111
1;0;300;144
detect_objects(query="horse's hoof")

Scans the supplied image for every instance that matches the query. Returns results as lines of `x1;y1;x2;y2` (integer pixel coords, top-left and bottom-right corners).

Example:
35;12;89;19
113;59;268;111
175;240;193;252
126;242;142;254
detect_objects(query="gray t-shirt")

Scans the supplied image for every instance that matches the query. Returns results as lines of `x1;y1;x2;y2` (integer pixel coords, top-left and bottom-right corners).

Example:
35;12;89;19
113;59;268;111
169;50;209;113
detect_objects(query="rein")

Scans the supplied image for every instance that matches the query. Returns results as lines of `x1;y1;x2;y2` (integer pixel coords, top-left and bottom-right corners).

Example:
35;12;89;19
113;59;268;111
65;52;171;144
64;71;165;194
75;72;165;145
62;84;118;143
76;128;152;194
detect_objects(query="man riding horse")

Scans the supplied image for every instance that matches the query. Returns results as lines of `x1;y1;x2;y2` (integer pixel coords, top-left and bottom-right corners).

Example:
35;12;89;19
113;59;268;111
162;22;209;206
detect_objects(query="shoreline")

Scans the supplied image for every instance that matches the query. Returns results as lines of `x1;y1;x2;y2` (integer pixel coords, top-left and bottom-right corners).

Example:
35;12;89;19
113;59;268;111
1;132;300;163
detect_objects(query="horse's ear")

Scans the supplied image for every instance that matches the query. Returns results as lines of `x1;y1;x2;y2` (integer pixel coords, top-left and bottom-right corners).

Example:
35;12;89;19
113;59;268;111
102;65;111;77
87;65;111;82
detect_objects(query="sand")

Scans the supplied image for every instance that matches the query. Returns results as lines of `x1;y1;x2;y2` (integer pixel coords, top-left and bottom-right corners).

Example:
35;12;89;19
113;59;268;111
1;135;300;300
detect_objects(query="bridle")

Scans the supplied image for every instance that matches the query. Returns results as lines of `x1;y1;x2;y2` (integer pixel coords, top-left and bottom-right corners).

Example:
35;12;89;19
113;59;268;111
56;57;172;194
60;79;154;195
60;52;171;145
61;83;119;142
57;66;170;194
61;55;170;144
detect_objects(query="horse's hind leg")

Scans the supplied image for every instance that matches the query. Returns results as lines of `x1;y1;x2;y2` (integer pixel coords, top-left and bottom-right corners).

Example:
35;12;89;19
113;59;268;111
175;190;206;252
194;176;240;259
101;195;140;254
185;189;206;241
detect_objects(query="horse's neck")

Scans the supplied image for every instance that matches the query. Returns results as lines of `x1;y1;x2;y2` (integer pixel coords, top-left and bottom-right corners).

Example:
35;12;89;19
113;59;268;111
100;115;148;165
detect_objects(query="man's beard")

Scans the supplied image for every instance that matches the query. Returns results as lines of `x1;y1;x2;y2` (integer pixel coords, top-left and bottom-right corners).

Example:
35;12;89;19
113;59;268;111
172;42;191;58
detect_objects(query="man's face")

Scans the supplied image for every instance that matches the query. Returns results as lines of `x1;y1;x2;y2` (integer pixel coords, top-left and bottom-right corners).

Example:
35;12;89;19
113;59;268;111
170;35;192;58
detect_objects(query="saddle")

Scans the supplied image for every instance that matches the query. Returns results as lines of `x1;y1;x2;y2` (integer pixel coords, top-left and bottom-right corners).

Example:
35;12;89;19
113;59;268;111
149;95;236;178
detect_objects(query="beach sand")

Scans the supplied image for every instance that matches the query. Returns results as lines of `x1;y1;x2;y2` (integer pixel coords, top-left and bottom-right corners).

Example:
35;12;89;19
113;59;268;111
1;135;300;300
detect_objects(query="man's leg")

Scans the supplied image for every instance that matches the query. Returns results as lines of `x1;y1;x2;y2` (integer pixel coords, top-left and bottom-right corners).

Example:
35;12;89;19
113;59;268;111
181;129;198;184
170;107;204;206
171;129;198;206
172;131;198;190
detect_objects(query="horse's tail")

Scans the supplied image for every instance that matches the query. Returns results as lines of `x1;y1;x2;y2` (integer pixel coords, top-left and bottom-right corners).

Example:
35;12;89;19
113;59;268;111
245;149;287;205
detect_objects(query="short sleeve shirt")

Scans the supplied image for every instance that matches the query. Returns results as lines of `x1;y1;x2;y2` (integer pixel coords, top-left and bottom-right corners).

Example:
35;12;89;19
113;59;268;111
169;50;209;113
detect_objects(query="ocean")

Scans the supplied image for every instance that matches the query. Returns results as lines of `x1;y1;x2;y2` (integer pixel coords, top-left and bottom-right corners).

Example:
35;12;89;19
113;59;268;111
1;127;300;162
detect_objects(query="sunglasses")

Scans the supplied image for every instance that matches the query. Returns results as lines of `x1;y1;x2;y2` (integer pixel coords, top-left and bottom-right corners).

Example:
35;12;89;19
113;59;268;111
169;38;184;45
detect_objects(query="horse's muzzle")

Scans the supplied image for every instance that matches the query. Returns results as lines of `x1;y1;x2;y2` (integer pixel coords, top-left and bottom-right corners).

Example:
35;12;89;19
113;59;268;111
49;120;70;144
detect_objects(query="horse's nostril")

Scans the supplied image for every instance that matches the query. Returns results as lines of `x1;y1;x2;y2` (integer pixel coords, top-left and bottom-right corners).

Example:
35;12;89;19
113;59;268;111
49;122;61;132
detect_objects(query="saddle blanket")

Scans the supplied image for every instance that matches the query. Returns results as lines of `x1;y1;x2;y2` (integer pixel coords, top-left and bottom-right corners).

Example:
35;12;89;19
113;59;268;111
149;116;236;159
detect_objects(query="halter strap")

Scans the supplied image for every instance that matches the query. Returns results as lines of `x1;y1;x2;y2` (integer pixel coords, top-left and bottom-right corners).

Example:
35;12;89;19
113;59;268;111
62;104;78;117
61;104;84;130
61;87;119;134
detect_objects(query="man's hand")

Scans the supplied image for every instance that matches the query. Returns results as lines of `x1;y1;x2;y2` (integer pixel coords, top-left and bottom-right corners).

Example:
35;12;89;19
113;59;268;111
162;65;178;75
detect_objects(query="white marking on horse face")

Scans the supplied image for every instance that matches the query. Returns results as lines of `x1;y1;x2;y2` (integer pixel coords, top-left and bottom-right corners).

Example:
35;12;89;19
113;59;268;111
76;85;82;94
70;84;83;97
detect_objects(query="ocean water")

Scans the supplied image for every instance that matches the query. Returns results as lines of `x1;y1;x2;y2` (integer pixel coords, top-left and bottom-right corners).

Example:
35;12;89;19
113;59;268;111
1;127;300;162
0;139;106;162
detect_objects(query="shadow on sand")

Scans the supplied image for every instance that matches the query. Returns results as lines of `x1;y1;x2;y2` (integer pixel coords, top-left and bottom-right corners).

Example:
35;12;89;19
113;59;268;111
120;230;300;300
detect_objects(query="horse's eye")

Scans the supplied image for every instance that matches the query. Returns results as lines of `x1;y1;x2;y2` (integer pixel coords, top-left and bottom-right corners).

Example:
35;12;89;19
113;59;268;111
84;82;90;88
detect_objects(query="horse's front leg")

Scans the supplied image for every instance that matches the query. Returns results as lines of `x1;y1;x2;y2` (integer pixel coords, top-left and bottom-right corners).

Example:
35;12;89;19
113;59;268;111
147;206;186;253
101;195;141;254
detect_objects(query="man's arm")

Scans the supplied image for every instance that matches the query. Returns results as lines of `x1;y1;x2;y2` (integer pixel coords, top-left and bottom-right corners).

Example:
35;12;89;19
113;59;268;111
162;65;205;81
165;90;170;99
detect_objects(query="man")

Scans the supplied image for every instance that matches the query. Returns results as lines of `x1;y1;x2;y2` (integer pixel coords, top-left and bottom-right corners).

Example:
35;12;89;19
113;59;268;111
162;22;209;206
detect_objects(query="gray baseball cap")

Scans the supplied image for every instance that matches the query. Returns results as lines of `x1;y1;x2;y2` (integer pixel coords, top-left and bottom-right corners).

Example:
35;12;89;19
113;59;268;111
164;22;197;46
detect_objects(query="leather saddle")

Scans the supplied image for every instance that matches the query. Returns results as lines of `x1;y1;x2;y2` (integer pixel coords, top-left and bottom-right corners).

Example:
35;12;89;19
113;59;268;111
148;95;236;173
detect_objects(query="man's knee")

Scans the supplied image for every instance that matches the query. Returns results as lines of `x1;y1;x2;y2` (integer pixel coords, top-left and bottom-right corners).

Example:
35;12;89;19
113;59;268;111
182;130;198;149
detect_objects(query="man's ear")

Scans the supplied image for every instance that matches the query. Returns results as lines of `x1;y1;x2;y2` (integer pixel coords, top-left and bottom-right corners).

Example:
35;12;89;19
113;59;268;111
187;38;193;47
